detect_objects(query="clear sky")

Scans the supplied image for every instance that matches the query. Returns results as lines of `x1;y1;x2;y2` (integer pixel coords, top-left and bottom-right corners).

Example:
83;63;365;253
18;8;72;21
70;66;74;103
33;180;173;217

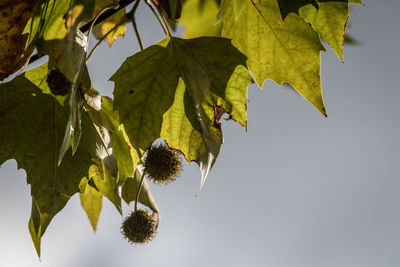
1;0;400;266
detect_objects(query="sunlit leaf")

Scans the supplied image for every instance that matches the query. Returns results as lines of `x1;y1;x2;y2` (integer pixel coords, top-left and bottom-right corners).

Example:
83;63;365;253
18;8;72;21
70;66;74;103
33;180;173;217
222;0;327;116
93;8;128;47
179;0;221;38
89;162;122;214
79;177;102;231
299;1;349;60
84;95;134;182
111;36;252;191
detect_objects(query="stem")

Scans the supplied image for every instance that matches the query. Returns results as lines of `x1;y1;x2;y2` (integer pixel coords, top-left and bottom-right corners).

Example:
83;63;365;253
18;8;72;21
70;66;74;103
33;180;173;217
28;0;136;66
128;0;144;50
160;12;172;37
131;20;144;50
87;6;116;51
135;169;146;211
86;21;122;62
145;0;168;35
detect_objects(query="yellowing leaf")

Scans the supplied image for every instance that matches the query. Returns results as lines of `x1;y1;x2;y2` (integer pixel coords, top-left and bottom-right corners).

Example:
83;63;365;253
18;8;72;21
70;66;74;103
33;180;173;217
79;178;102;231
111;36;252;191
0;0;37;79
93;8;128;47
222;0;327;116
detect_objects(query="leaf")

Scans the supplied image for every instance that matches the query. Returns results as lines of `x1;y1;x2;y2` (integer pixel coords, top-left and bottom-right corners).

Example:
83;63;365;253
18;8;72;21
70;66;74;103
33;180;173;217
152;0;182;19
24;0;117;82
84;95;135;182
25;0;117;49
81;108;119;178
99;97;135;181
179;0;221;38
217;0;247;22
222;0;327;116
89;162;122;214
82;92;158;217
277;0;317;19
277;0;357;20
111;36;252;191
93;8;128;47
79;177;102;231
122;168;160;213
299;1;349;60
0;0;37;80
0;63;93;257
56;29;89;165
349;0;363;4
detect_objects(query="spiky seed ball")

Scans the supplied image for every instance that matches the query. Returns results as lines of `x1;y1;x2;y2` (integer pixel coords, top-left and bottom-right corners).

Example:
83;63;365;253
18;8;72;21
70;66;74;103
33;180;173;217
143;144;182;185
121;209;157;244
46;68;72;96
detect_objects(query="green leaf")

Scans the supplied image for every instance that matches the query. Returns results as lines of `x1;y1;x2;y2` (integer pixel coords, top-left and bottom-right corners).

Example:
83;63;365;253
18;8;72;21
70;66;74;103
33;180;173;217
79;177;102;231
81;108;119;178
179;0;221;38
0;63;93;257
56;29;88;165
299;1;349;60
122;168;160;213
84;95;135;182
222;0;327;116
111;36;252;191
89;162;122;214
99;97;135;181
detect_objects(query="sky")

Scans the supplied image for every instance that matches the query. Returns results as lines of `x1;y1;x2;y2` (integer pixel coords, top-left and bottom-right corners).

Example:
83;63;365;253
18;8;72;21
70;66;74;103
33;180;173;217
1;0;400;266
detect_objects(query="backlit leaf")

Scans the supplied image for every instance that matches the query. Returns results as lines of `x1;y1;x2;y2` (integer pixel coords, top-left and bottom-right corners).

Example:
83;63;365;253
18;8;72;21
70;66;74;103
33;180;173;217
93;8;128;47
79;177;102;231
111;36;252;191
0;63;93;257
222;0;327;116
89;162;122;214
179;0;221;38
299;1;349;60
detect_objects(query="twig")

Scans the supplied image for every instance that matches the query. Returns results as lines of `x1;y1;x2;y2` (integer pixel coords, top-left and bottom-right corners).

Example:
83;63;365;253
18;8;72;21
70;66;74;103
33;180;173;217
27;0;136;66
144;0;168;35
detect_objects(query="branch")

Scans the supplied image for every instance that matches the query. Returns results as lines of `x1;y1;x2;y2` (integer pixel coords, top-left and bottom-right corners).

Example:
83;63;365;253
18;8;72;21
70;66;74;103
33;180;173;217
27;0;136;66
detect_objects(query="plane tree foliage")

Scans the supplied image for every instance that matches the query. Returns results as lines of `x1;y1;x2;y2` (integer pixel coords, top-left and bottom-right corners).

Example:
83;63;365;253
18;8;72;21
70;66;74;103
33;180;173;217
0;0;362;257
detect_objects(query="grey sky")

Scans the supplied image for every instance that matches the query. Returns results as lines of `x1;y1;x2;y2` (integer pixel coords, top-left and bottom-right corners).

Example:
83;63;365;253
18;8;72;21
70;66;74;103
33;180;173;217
1;0;400;266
